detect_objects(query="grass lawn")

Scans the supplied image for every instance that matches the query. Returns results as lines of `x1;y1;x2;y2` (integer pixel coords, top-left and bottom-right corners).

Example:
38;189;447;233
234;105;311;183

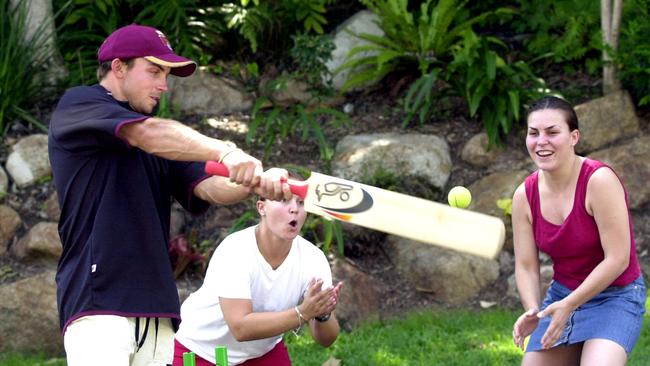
2;299;650;365
286;296;650;365
286;308;521;365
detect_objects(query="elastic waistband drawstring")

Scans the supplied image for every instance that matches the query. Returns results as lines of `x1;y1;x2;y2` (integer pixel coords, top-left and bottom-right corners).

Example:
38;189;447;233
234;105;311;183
134;317;161;353
135;317;149;352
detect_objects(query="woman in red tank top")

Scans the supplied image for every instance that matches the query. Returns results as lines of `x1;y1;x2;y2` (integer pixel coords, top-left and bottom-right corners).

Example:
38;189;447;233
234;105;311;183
510;96;645;365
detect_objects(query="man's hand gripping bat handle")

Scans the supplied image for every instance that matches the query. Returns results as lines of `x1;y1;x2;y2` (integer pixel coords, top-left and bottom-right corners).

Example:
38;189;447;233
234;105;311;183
204;161;308;199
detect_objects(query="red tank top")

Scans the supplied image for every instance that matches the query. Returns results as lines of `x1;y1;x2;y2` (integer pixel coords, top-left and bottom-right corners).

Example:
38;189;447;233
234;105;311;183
524;158;640;290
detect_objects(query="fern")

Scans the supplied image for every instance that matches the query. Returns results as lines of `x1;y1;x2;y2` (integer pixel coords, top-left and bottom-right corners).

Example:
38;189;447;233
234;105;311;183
338;0;503;91
290;32;336;90
293;0;328;34
513;0;601;65
402;68;441;127
1;0;59;134
218;0;330;54
53;0;126;86
248;102;348;163
447;32;547;147
220;2;271;53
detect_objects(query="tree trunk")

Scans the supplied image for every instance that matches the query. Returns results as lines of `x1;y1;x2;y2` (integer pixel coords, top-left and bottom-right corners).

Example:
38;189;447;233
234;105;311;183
10;0;68;86
601;0;623;95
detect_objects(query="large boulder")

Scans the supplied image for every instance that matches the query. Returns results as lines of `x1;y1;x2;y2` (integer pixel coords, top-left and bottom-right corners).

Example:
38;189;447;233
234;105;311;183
170;69;254;115
575;90;640;153
0;270;62;355
332;133;452;190
589;135;650;209
382;237;500;305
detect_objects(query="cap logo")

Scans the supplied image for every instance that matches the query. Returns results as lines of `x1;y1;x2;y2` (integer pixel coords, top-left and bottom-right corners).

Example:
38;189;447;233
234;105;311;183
155;30;174;52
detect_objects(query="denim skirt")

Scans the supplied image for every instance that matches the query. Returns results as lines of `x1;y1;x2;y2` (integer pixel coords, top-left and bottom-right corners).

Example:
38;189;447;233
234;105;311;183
526;276;646;354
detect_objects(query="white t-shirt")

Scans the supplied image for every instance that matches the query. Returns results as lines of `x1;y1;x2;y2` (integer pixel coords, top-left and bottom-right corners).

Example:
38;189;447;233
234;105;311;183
175;226;332;365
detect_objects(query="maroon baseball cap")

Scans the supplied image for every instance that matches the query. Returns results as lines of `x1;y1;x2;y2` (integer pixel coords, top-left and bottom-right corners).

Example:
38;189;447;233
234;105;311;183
98;24;196;77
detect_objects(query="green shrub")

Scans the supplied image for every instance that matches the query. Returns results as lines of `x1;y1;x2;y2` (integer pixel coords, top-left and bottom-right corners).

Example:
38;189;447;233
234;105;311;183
616;0;650;106
247;97;349;163
401;68;442;126
0;0;53;135
290;32;336;91
247;30;347;165
135;0;228;66
54;0;227;86
511;0;602;72
53;0;132;86
447;31;547;147
218;0;334;54
337;0;542;146
337;0;506;91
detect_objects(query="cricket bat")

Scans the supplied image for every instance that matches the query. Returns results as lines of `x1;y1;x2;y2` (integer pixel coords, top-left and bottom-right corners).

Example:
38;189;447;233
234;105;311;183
205;161;505;259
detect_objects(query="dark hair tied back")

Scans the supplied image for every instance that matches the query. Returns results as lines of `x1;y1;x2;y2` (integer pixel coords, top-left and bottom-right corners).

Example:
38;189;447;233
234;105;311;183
526;96;579;131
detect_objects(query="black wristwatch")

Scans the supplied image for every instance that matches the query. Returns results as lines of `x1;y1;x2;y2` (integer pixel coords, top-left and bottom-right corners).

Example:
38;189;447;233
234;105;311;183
314;313;331;322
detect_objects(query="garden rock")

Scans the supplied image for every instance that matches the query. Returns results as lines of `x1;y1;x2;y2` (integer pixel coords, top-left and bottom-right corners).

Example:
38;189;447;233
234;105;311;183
261;73;313;107
498;250;515;276
325;10;384;91
11;222;61;262
0;270;61;355
331;258;380;330
170;69;254;115
589;135;650;209
5;134;51;188
0;165;8;195
332;133;451;190
43;191;60;221
382;237;499;305
461;132;503;167
468;170;530;217
0;205;21;255
575;90;640;154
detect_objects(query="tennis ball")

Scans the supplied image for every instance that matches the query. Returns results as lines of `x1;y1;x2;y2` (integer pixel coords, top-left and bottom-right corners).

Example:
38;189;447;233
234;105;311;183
448;186;472;208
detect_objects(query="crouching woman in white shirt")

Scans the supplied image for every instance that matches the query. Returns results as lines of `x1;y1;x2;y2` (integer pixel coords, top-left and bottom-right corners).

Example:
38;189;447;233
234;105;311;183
173;191;343;365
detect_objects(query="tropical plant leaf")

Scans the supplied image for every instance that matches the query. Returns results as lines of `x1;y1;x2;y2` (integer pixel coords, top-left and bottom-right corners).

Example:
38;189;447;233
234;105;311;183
1;0;60;135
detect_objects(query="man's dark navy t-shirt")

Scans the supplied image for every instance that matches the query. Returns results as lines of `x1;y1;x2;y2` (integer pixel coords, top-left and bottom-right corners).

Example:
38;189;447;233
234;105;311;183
48;84;210;332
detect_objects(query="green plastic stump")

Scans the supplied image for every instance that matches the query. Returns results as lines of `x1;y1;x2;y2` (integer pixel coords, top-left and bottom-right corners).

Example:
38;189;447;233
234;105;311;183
183;351;196;366
215;345;228;366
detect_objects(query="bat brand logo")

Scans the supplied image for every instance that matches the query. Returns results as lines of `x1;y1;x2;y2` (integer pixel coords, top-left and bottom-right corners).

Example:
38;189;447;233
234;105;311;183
315;182;353;201
314;182;374;220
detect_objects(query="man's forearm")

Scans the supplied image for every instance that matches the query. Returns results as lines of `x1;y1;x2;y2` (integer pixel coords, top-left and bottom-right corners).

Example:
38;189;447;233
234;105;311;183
120;117;234;162
194;176;251;205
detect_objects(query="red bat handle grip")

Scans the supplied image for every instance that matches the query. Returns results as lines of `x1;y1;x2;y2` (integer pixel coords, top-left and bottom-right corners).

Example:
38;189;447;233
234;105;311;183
204;161;308;200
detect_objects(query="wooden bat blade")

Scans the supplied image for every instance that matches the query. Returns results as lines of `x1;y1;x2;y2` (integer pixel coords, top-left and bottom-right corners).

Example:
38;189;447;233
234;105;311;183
303;172;505;259
204;162;505;259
